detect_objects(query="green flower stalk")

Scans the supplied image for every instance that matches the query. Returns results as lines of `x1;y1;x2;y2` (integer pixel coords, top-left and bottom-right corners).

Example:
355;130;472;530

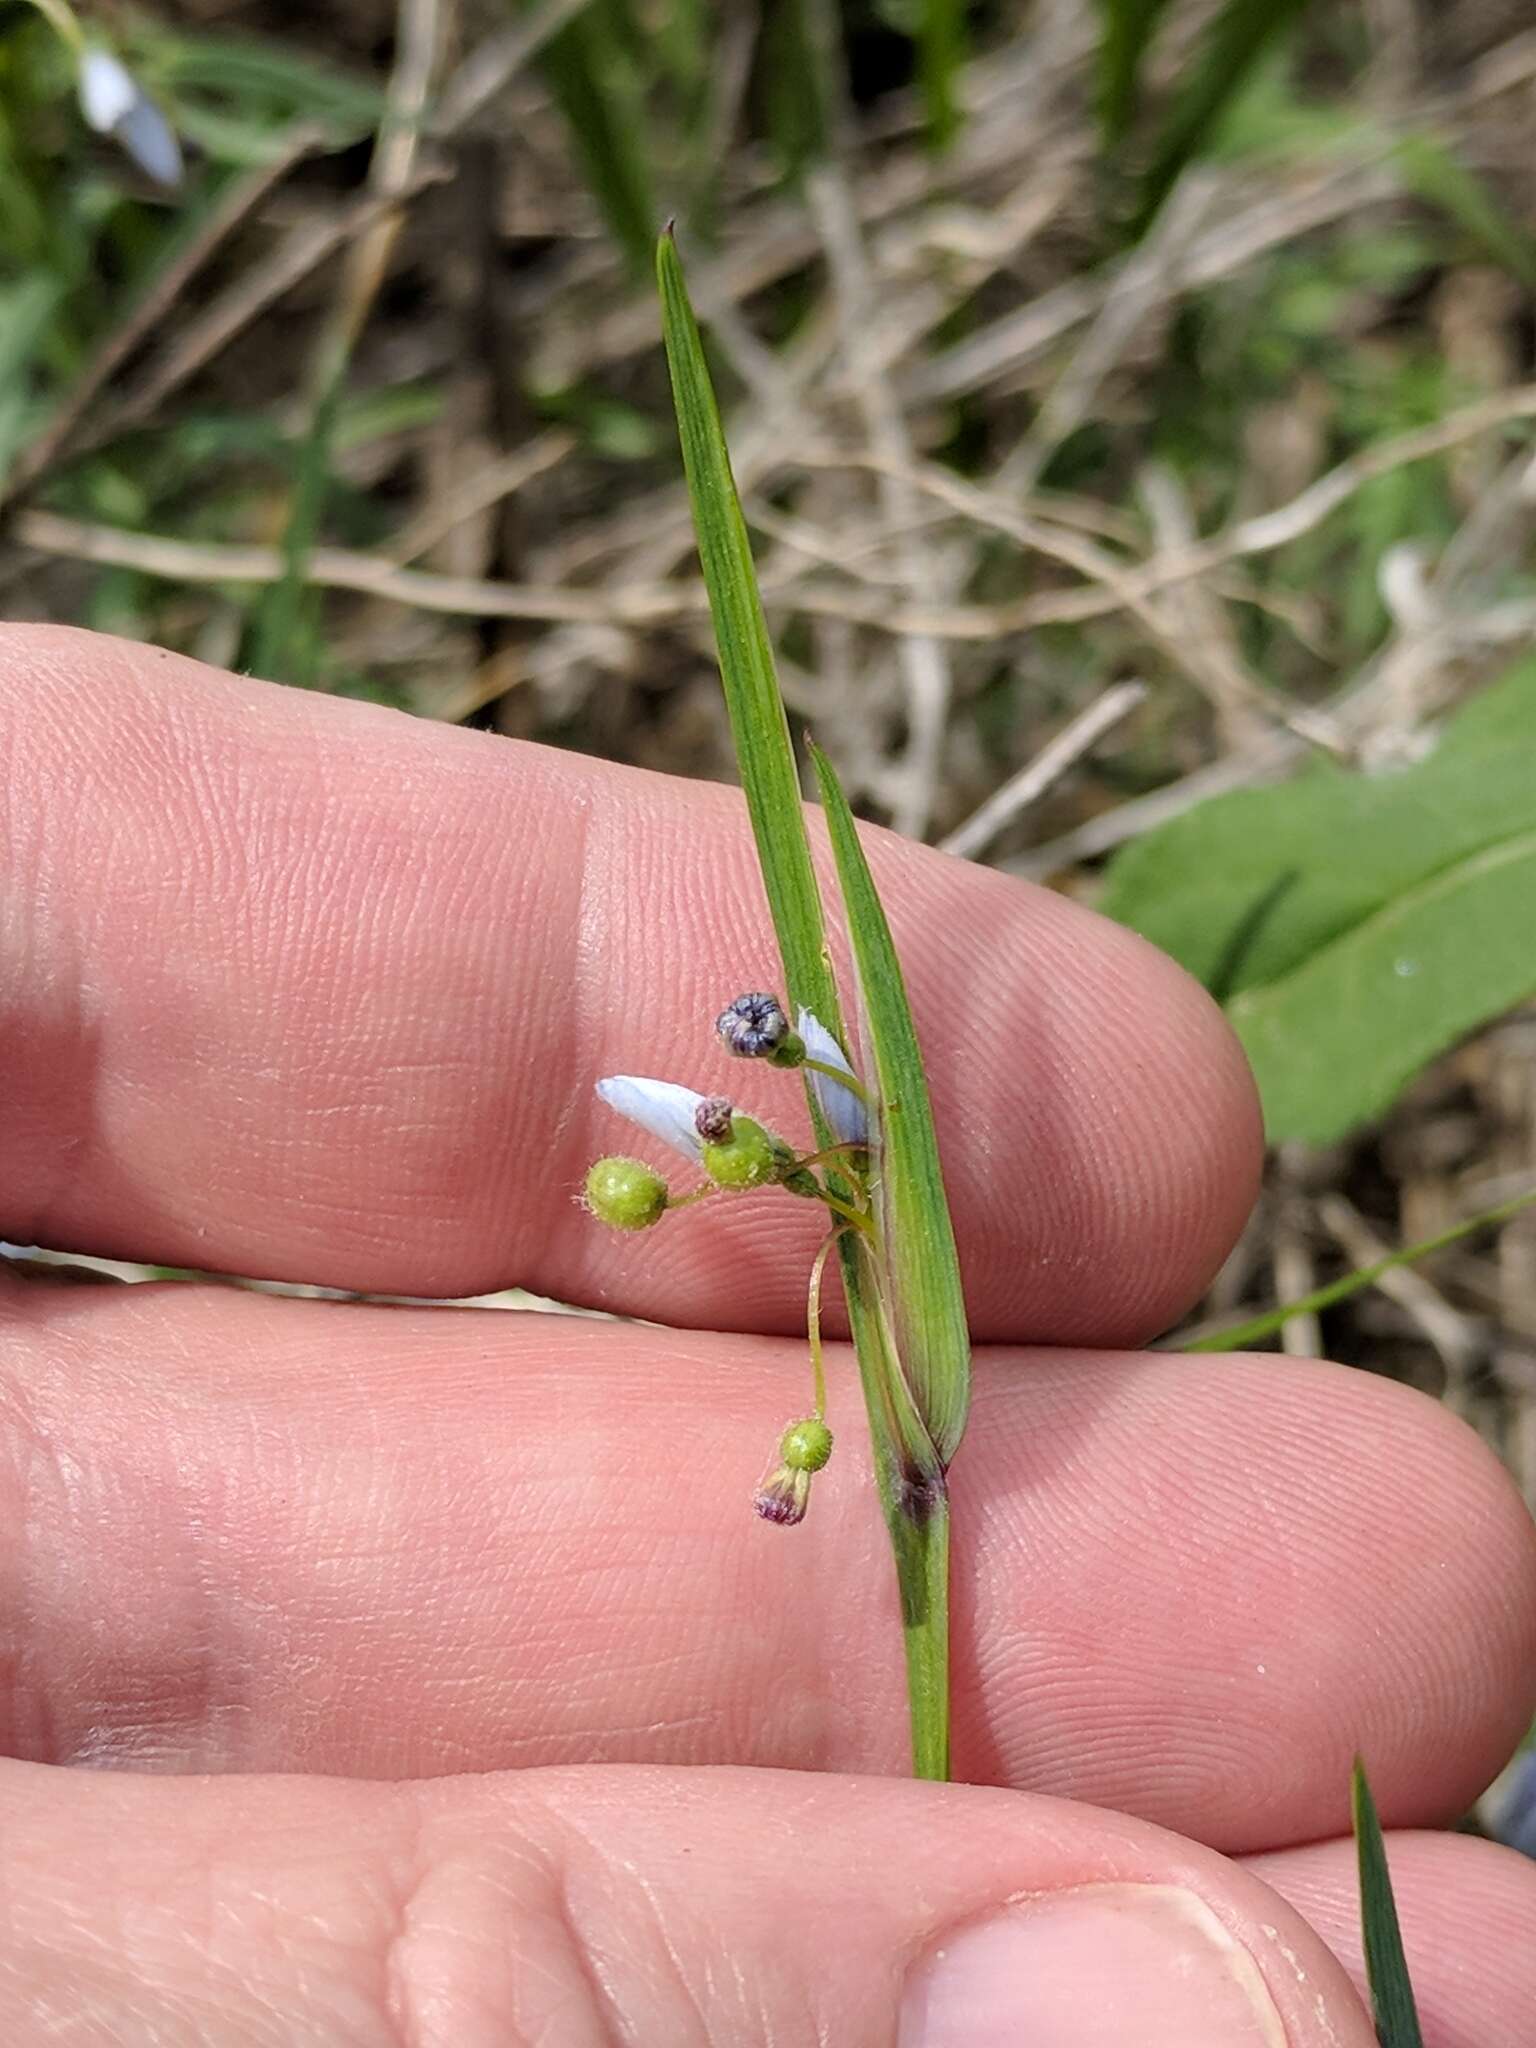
583;229;976;1788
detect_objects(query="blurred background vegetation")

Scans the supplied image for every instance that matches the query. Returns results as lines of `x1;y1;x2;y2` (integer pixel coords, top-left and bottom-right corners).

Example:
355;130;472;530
3;0;1536;1695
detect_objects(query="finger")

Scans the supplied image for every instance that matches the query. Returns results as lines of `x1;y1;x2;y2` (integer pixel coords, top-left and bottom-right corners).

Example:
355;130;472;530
0;625;1259;1342
4;1271;1531;1854
0;1757;1376;2046
1248;1830;1536;2048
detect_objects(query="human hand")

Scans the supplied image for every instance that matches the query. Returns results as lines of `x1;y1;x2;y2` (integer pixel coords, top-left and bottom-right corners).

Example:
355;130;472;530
3;625;1533;2044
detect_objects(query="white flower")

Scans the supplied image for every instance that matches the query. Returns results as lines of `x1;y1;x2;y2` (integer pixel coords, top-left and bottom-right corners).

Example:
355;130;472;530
78;49;136;130
78;48;183;188
796;1008;869;1147
595;1076;708;1163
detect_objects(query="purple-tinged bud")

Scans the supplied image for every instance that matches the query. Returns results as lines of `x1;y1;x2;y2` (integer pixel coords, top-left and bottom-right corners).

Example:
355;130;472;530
753;1417;833;1526
716;991;798;1061
693;1095;736;1145
753;1468;811;1525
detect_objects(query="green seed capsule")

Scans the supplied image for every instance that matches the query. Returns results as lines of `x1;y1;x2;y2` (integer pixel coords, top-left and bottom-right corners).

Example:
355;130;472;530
583;1155;669;1230
779;1417;833;1472
700;1114;792;1189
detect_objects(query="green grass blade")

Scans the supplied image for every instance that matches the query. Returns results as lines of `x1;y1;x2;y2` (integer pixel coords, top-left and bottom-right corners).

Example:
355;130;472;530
1095;0;1176;141
658;227;960;1779
1176;1185;1536;1352
809;742;971;1467
1352;1761;1425;2048
918;0;966;152
1130;0;1313;236
532;0;657;278
656;229;838;1029
243;369;341;684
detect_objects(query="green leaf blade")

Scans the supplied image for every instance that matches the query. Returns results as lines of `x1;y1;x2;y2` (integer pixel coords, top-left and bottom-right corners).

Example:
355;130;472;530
1178;1183;1536;1351
1352;1761;1426;2048
655;230;837;1033
1130;0;1314;235
810;744;971;1467
1104;659;1536;1143
657;229;965;1782
1095;0;1176;141
918;0;966;152
1230;827;1536;1142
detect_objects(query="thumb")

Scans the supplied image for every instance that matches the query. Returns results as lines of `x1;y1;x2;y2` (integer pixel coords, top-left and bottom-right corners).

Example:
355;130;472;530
0;1757;1372;2044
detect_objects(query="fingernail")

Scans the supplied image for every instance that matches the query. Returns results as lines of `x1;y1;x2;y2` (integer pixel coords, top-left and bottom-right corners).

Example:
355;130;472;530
900;1883;1289;2046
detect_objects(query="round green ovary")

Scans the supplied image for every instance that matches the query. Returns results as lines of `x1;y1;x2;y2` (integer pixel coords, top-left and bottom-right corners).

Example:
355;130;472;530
584;1155;669;1230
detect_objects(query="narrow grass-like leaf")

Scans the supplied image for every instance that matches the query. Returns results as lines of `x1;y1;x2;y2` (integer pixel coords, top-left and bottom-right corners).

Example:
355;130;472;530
529;0;657;278
1392;134;1536;288
1352;1761;1425;2048
656;229;837;1029
657;228;962;1779
1095;0;1175;141
1177;1185;1536;1352
761;0;831;183
1130;0;1313;236
810;742;971;1469
243;369;341;684
918;0;966;152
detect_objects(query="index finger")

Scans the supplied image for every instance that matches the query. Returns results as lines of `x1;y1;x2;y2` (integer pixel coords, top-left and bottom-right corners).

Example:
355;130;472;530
0;625;1260;1341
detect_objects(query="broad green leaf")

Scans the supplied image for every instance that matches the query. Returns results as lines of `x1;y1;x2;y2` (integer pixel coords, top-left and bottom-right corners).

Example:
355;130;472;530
1352;1762;1425;2048
1102;659;1536;1142
811;743;971;1468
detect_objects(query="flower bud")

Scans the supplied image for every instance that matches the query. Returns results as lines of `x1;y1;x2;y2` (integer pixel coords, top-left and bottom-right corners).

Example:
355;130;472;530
700;1112;794;1190
753;1418;833;1526
716;991;804;1067
583;1155;669;1231
78;47;183;187
693;1094;736;1145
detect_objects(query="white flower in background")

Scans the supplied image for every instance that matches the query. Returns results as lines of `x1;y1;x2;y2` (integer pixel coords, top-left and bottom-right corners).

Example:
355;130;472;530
78;47;183;188
796;1008;869;1148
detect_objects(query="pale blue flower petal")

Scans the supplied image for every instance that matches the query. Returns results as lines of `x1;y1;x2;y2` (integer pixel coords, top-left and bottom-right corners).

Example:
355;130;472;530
78;49;136;132
78;48;183;187
796;1008;869;1147
595;1076;706;1163
117;93;183;188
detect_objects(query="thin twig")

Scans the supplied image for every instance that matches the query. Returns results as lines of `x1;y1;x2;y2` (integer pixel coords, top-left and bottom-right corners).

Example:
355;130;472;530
939;681;1148;860
998;171;1220;498
385;429;576;564
11;510;689;624
78;170;450;451
434;0;594;135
